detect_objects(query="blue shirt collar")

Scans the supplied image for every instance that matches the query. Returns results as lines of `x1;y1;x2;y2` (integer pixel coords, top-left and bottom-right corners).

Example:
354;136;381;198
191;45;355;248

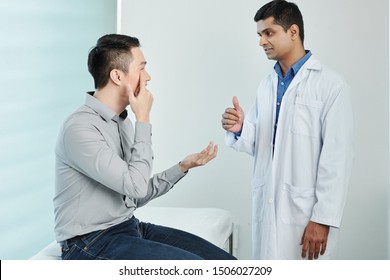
274;50;312;78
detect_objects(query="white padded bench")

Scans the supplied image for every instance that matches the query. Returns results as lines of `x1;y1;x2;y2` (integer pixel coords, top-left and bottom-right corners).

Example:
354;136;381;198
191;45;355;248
30;207;234;260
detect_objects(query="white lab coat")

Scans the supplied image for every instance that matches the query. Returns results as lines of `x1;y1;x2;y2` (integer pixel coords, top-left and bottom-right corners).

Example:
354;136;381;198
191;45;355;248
226;56;354;259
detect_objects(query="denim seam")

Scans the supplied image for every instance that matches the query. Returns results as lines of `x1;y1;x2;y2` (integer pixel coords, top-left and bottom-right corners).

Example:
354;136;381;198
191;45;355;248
79;244;110;260
81;228;109;250
62;243;77;260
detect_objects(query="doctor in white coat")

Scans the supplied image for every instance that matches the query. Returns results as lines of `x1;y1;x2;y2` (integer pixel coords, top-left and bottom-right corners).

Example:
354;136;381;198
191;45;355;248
221;0;354;260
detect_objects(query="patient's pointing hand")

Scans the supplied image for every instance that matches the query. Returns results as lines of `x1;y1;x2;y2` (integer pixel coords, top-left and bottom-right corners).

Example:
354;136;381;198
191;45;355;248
179;141;218;173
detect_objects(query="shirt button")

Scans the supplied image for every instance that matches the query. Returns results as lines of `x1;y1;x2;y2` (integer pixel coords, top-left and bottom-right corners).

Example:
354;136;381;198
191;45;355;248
277;102;281;106
281;82;284;85
268;198;274;204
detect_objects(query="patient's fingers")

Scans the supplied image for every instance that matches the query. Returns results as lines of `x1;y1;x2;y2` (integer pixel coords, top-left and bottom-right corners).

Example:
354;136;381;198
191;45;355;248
198;142;217;165
179;141;218;172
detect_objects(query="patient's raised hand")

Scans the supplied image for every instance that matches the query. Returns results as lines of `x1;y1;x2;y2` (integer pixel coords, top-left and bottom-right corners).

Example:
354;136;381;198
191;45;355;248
178;141;218;173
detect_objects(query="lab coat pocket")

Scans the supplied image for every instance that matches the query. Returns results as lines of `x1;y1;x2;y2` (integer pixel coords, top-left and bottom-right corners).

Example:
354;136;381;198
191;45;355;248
252;179;266;223
292;97;323;138
280;183;316;227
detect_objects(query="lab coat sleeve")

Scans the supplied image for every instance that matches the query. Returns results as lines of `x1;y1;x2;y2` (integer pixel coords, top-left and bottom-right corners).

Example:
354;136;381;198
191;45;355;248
225;98;258;157
311;82;354;228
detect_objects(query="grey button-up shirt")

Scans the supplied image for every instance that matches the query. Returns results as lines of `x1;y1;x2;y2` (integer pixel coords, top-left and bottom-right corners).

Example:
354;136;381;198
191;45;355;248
53;92;186;242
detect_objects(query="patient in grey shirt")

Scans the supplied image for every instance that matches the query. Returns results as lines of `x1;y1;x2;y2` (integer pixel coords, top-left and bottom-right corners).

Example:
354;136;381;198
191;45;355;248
53;34;236;260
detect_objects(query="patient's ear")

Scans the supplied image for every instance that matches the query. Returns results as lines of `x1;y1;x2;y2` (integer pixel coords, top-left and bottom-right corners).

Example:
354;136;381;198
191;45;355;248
110;69;122;86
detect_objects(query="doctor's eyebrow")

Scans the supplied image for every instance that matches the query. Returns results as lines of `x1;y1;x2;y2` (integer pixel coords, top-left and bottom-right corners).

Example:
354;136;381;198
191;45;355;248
258;28;274;37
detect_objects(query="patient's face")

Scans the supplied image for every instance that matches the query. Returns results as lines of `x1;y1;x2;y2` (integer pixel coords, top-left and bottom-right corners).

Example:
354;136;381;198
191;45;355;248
126;47;150;97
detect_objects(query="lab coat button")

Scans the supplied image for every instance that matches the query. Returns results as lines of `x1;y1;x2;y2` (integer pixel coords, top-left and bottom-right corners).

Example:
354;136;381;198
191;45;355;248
268;198;274;203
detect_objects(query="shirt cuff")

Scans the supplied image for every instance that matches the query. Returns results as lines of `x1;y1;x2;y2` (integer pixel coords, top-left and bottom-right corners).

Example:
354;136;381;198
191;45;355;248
233;131;241;139
134;121;152;144
164;163;188;185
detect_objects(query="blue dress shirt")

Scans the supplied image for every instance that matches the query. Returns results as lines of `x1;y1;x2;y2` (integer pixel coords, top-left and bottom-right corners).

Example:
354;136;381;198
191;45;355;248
273;50;312;146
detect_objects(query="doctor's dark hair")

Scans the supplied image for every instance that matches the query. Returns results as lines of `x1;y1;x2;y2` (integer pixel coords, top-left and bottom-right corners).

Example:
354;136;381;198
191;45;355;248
87;34;140;89
254;0;305;43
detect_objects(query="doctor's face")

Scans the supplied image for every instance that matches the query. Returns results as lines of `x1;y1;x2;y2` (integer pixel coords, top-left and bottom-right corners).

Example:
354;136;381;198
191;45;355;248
257;17;295;62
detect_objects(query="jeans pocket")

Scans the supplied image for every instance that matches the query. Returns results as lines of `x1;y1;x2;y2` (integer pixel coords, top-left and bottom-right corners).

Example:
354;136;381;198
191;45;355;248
79;228;109;249
61;243;77;260
62;243;103;260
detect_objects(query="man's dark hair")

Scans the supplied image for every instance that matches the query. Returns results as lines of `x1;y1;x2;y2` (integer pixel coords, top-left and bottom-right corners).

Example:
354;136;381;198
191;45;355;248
88;34;140;89
254;0;304;43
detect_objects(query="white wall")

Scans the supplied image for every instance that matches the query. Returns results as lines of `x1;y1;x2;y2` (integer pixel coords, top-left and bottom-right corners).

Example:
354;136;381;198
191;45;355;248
121;0;389;259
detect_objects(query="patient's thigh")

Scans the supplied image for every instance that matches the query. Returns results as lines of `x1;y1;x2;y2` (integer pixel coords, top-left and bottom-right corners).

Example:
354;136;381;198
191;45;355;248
107;234;203;260
64;232;202;260
138;222;236;260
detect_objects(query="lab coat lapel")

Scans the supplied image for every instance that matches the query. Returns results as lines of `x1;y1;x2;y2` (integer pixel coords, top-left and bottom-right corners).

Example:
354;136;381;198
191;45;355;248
284;56;322;97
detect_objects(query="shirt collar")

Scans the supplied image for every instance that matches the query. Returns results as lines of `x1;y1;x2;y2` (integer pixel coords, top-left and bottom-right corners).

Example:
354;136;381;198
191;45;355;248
85;91;128;122
274;50;312;78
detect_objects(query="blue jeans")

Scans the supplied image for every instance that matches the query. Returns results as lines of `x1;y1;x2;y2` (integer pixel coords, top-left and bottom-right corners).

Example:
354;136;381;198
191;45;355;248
61;216;236;260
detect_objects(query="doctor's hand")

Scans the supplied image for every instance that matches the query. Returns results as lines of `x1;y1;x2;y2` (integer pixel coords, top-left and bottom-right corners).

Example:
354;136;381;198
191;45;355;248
128;71;154;123
178;141;218;173
221;96;244;133
300;221;330;260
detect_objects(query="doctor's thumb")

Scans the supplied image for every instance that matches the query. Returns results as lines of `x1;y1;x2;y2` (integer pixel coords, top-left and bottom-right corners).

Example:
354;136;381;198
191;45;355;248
232;96;244;119
232;96;241;110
